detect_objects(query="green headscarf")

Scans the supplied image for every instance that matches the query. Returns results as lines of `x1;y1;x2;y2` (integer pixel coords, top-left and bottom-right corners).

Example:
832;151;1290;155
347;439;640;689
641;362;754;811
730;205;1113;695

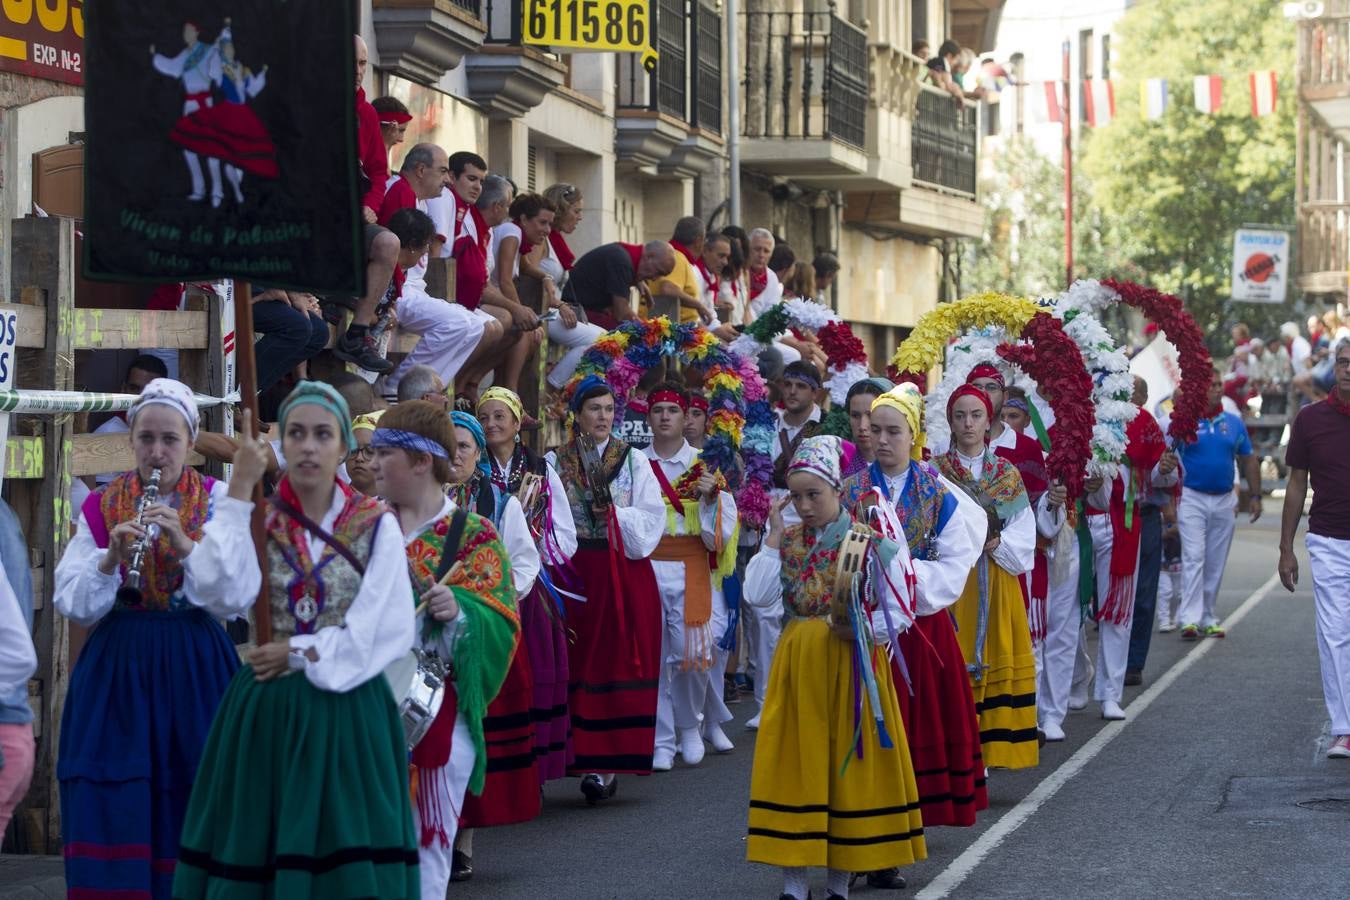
277;380;357;452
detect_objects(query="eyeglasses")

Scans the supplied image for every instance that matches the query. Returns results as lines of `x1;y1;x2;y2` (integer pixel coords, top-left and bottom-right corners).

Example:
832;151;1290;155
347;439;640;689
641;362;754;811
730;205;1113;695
352;446;376;461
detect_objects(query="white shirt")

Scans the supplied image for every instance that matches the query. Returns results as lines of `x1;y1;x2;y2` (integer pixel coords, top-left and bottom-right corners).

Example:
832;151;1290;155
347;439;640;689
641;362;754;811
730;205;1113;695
54;479;262;628
425;187;457;260
951;449;1037;576
749;268;783;318
284;486;415;692
546;439;666;559
642;441;738;544
490;222;523;283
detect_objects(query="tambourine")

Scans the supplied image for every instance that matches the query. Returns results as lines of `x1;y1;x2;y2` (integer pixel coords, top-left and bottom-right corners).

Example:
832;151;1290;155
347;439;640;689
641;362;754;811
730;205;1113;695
829;525;872;626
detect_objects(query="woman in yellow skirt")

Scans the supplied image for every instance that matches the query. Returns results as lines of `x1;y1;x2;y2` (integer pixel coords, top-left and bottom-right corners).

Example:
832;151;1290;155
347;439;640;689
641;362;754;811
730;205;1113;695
933;384;1040;770
744;435;927;900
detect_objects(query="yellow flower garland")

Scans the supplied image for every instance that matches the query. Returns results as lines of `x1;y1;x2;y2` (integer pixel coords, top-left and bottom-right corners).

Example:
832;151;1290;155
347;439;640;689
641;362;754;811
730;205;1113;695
891;292;1041;375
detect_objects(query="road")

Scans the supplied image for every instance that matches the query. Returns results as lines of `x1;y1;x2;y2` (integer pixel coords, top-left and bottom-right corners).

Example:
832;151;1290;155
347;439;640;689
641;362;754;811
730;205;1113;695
462;518;1348;900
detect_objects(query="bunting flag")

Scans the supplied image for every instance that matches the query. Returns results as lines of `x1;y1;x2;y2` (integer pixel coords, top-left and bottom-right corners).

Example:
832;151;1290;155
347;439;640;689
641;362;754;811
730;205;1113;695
1140;78;1169;120
1194;74;1223;114
1040;80;1063;123
1249;70;1278;117
1084;79;1116;126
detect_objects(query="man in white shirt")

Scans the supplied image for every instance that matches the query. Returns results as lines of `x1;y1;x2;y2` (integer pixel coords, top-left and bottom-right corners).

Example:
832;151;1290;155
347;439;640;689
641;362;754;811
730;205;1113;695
643;383;738;770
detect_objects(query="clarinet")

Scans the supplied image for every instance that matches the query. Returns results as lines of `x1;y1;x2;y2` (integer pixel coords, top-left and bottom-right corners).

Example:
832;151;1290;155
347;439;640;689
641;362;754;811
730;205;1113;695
115;467;163;606
576;434;612;510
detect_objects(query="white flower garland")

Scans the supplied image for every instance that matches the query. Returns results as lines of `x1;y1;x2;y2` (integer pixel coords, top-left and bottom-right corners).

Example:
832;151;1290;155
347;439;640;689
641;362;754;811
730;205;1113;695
728;298;863;405
1050;280;1138;478
924;328;1030;453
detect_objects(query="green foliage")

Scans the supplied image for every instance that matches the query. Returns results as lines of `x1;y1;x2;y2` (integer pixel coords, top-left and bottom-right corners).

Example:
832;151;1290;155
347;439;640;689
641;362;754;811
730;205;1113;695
1081;0;1295;350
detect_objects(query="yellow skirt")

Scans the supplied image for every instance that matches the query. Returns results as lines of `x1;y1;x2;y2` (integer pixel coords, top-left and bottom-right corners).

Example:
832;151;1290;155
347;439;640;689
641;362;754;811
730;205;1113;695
951;560;1040;770
747;617;927;872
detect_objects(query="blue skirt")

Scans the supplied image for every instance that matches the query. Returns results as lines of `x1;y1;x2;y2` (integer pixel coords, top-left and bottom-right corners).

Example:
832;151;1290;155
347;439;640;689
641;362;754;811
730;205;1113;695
58;607;239;899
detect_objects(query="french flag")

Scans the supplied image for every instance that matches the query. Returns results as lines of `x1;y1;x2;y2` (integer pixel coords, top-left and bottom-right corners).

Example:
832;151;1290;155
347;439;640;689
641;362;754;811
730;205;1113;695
1250;70;1278;117
1140;78;1168;120
1084;79;1115;127
1194;75;1223;114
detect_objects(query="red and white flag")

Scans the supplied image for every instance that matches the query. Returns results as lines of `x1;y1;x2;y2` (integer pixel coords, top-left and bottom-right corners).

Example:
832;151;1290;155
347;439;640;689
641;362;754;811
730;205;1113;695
1084;79;1115;126
1036;81;1064;123
1249;70;1278;117
1193;74;1223;114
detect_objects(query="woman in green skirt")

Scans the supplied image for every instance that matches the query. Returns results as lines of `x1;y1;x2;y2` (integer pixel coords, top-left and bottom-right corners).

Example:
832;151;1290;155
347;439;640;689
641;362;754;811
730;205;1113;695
174;381;419;899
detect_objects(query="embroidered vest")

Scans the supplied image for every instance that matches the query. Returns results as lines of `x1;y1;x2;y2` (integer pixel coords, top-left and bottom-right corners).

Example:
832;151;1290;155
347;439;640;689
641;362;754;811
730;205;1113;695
778;519;875;619
555;438;635;541
264;492;386;640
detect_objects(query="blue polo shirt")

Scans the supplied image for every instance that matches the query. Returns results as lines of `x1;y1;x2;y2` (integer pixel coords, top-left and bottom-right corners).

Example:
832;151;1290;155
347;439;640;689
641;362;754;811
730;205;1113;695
1179;412;1251;494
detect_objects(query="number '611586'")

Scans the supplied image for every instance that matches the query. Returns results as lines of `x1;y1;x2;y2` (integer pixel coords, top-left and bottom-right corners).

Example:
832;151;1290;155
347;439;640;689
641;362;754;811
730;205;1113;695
524;0;646;48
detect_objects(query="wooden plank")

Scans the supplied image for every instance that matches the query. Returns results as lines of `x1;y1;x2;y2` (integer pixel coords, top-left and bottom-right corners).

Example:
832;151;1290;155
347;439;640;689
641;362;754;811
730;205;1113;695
4;434;43;480
70;433;206;478
70;308;208;350
0;302;44;348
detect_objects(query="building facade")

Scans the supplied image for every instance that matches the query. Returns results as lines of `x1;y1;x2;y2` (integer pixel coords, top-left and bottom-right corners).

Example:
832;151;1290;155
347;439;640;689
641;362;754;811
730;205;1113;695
1296;0;1350;304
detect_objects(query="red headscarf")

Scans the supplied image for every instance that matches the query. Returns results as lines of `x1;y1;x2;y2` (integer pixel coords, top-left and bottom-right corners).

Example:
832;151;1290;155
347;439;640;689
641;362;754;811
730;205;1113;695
947;383;993;421
966;363;1005;388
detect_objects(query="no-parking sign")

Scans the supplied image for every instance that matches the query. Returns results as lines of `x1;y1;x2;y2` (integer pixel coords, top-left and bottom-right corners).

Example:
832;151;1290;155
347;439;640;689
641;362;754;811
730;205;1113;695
1231;229;1289;303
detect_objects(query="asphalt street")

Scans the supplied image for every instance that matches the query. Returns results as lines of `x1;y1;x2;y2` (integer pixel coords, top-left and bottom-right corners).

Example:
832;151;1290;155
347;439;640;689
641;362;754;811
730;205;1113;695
463;518;1348;900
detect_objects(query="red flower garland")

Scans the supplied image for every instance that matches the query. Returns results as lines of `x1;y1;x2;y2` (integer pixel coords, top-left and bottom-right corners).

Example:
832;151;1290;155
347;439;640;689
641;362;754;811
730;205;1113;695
997;311;1096;499
1101;279;1213;444
817;321;868;366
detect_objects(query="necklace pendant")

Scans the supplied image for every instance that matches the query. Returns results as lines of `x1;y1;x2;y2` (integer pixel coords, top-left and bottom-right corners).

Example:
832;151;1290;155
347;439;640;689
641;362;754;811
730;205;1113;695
294;593;319;624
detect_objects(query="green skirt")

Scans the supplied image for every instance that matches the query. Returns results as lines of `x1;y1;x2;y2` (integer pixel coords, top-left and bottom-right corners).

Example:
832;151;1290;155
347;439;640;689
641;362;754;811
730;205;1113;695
173;667;419;899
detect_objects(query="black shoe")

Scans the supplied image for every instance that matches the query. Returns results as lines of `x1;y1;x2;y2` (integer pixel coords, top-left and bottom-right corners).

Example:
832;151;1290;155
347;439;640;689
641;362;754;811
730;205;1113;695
865;867;908;889
1124;670;1143;686
450;849;473;882
334;331;393;374
778;894;812;900
580;773;618;805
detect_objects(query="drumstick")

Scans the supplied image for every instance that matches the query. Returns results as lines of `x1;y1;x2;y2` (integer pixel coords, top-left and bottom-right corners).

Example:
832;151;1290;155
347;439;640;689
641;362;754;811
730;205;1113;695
414;560;465;617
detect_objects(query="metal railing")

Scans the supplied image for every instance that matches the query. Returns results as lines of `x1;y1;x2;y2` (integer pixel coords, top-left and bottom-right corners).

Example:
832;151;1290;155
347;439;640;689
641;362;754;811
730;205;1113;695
1299;201;1350;278
450;0;483;18
739;7;867;149
912;83;978;196
617;0;687;117
483;0;522;43
691;0;722;132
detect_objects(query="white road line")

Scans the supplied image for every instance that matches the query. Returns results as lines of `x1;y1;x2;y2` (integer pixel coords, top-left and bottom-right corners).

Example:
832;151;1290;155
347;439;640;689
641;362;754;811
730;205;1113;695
915;572;1283;900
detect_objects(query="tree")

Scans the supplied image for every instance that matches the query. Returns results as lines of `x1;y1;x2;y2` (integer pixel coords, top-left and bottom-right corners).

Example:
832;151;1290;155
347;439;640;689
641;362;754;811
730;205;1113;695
1081;0;1295;352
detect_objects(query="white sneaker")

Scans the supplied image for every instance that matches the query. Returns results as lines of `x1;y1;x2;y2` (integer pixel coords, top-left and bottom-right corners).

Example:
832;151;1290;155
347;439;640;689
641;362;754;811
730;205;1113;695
678;729;705;766
1068;693;1089;711
1158;619;1177;633
703;722;735;753
1100;700;1126;721
746;712;761;731
1328;735;1350;759
652;748;675;771
1042;721;1066;742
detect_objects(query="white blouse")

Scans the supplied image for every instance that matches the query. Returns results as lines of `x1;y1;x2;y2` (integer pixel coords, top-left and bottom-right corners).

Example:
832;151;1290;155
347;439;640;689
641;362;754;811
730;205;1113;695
286;487;415;693
55;478;262;628
546;440;666;559
496;494;540;598
953;450;1036;577
543;464;579;562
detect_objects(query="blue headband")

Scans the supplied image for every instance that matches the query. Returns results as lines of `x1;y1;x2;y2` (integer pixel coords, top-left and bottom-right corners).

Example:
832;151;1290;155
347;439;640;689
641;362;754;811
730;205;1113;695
783;368;822;390
278;381;356;452
370;428;450;459
569;374;613;412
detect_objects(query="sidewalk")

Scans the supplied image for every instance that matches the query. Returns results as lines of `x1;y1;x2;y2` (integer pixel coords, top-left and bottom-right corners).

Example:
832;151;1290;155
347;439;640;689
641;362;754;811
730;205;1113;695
0;856;63;899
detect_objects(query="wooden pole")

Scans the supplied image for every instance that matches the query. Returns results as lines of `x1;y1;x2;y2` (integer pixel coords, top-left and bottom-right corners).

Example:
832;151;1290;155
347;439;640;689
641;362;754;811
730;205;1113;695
231;279;271;645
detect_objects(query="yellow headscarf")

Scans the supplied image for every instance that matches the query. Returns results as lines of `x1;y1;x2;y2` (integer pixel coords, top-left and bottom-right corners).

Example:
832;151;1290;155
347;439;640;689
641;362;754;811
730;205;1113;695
871;383;926;461
352;409;386;433
477;386;524;423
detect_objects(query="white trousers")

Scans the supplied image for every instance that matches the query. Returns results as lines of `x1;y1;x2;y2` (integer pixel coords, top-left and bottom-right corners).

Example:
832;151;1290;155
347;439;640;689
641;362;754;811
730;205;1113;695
653;559;732;753
415;713;475;900
1088;515;1138;703
546;318;606;389
1308;534;1350;735
1157;569;1181;625
1038;546;1081;729
1176;488;1237;628
388;289;487;394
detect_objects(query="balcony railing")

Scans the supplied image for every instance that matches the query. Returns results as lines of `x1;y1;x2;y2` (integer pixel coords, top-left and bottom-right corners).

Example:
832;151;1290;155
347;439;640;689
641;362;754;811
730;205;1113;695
912;83;978;197
740;8;867;149
615;0;721;133
691;0;722;132
1300;201;1350;281
450;0;483;16
1301;2;1350;89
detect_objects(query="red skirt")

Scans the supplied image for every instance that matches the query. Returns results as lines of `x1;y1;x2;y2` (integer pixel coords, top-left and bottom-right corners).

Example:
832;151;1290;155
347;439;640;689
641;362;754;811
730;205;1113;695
169;101;280;178
459;640;541;828
565;544;662;775
519;583;572;782
893;612;988;827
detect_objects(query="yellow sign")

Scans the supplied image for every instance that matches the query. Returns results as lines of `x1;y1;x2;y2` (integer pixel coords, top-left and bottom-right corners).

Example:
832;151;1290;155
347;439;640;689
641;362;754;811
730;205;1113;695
521;0;658;72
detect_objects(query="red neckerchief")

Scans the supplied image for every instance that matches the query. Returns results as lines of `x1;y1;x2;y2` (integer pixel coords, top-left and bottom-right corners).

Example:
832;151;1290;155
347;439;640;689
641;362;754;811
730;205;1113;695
671;240;713;288
548;230;575;271
519;234;535;258
1095;409;1165;625
749;267;768;298
453;191;490;258
622;242;644;274
1326;391;1350;418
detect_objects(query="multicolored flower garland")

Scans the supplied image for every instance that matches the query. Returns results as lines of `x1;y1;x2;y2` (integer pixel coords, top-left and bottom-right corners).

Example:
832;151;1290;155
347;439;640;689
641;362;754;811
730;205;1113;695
891;292;1097;496
565;317;776;529
1099;279;1213;444
730;298;870;406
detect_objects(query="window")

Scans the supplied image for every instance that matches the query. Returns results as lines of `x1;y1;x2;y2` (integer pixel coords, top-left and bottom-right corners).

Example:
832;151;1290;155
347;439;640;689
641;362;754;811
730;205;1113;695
1101;34;1111;80
1078;29;1094;120
911;0;927;53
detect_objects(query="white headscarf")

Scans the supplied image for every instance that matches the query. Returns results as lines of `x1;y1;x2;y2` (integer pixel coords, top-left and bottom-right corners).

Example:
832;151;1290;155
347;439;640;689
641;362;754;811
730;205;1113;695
128;378;200;439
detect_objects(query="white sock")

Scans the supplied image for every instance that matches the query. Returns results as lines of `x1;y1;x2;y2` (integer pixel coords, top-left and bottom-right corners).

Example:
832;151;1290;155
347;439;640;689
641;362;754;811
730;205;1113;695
782;867;809;899
826;868;850;897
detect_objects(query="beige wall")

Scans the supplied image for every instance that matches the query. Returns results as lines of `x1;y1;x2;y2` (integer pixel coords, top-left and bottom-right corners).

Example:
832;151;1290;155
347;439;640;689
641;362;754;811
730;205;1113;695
836;229;939;328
